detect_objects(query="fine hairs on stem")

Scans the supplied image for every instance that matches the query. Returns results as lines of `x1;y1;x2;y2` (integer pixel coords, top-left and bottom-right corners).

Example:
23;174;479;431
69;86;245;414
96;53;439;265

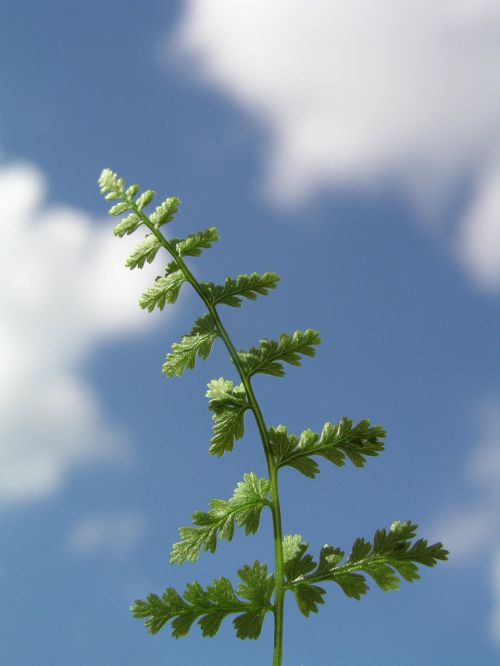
98;169;448;665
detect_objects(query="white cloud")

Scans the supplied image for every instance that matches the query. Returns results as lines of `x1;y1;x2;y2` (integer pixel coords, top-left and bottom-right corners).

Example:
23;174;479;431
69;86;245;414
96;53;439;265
457;159;500;291
68;511;146;557
172;0;500;290
431;400;500;562
430;399;500;643
0;162;160;506
432;505;495;563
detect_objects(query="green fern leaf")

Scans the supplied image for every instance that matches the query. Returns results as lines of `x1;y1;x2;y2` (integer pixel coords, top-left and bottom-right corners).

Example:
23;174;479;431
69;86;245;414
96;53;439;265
237;560;275;606
287;522;448;604
237;329;321;378
108;201;131;216
139;270;186;312
268;418;386;478
296;583;327;616
163;314;219;377
175;227;220;257
150;197;181;226
234;561;275;640
131;562;274;640
282;534;317;582
201;272;280;308
126;234;162;269
135;189;155;211
206;378;250;456
98;168;124;197
113;212;141;237
125;184;140;198
170;473;271;564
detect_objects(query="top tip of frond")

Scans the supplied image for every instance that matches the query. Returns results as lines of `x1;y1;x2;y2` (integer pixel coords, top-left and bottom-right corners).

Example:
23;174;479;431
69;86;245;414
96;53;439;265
98;167;114;184
98;168;123;194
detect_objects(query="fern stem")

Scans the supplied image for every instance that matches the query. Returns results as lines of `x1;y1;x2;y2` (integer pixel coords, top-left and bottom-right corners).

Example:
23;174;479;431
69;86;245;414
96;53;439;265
133;208;286;665
270;466;285;666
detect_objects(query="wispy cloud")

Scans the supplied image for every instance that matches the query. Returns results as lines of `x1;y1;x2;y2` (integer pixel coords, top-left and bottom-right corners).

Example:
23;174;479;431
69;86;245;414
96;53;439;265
430;398;500;644
171;0;500;290
0;162;159;507
457;158;500;291
68;511;147;557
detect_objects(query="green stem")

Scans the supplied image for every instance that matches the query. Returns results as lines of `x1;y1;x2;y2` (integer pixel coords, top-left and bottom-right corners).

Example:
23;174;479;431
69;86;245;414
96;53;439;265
132;207;286;665
270;467;285;666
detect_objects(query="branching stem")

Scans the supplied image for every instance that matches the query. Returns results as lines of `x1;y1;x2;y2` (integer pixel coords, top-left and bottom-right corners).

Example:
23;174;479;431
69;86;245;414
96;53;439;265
129;202;286;665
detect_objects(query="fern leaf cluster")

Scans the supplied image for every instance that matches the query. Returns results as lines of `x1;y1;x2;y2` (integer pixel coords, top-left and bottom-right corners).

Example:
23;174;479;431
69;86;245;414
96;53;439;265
206;378;249;455
201;272;280;307
126;234;162;269
132;562;275;640
175;227;219;257
99;168;448;664
269;418;385;478
163;314;219;377
283;522;448;617
237;329;321;378
171;473;271;564
139;270;186;312
150;197;181;227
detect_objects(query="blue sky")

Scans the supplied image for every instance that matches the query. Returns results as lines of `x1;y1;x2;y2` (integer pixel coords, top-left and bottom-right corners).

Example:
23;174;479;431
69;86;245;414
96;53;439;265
0;1;498;664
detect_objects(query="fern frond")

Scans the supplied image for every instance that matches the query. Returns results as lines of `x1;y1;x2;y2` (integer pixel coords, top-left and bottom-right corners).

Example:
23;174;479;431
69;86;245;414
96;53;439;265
139;270;186;312
206;378;250;455
126;234;162;269
285;523;448;613
268;419;385;478
150;197;181;227
171;473;271;563
132;561;274;640
135;189;155;211
175;227;220;258
163;314;219;377
237;329;321;378
201;272;280;308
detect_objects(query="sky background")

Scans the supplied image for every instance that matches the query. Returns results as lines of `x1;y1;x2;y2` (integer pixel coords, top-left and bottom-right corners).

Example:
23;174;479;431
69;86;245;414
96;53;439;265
0;1;498;664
